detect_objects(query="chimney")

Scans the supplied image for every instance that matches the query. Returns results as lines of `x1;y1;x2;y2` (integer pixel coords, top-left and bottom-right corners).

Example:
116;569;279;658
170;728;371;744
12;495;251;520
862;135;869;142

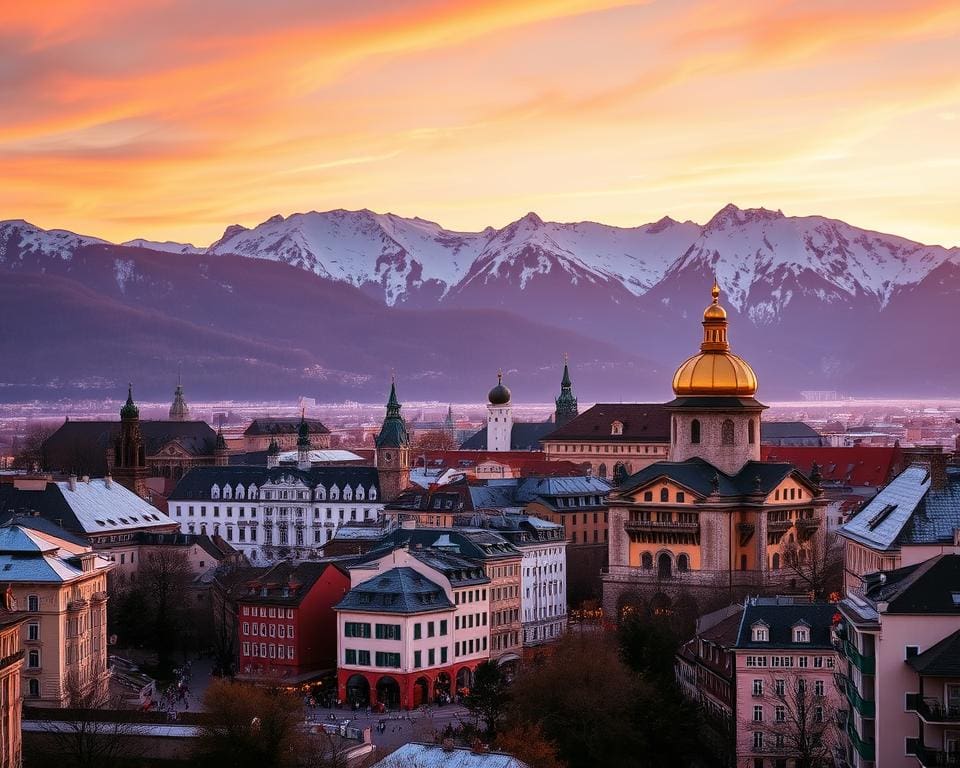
82;475;90;484
68;475;77;492
904;446;949;490
105;475;113;489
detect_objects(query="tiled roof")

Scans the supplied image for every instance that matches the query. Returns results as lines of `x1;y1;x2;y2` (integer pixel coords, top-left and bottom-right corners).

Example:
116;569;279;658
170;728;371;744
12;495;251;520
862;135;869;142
407;550;490;587
168;465;380;501
335;567;453;614
0;479;173;536
733;599;836;650
541;403;671;443
460;422;555;451
231;561;347;606
617;456;798;499
839;465;960;551
380;527;521;561
44;420;217;474
760;422;824;441
906;629;960;677
760;446;903;488
862;554;960;614
0;521;112;583
244;418;330;436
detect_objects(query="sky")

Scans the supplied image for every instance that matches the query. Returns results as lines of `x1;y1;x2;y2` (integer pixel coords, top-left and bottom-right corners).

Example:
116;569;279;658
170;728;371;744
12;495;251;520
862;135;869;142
3;0;960;247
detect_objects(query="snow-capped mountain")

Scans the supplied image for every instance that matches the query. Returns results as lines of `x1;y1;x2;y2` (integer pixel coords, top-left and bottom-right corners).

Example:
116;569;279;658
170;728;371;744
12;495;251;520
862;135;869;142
1;204;958;400
122;238;203;255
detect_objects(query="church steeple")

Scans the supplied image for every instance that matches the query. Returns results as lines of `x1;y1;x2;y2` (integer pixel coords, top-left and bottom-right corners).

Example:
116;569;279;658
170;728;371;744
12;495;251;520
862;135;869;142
169;370;190;421
375;376;410;502
114;384;148;498
296;409;311;470
555;353;579;427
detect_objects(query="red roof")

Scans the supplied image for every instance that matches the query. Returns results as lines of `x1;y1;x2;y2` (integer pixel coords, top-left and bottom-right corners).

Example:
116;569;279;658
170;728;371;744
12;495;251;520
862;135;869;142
760;445;904;488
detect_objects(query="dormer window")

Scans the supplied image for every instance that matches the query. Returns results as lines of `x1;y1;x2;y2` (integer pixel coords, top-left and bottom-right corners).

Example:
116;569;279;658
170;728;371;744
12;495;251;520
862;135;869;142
611;421;624;436
751;622;769;642
236;484;245;500
330;485;339;501
792;624;810;643
369;487;377;501
223;485;232;500
211;485;220;499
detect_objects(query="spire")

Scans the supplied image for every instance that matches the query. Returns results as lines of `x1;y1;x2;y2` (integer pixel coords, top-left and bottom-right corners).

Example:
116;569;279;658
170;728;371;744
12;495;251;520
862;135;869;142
555;354;578;426
120;383;139;420
169;372;190;421
700;278;730;352
297;408;310;449
215;418;227;451
376;377;409;448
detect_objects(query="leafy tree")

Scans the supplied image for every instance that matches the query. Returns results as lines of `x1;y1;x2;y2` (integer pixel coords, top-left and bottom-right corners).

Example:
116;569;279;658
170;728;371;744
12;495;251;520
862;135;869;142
465;660;509;736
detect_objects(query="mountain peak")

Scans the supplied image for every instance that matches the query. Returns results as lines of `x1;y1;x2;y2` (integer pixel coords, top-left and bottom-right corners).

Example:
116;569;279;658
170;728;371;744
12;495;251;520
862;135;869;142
518;211;544;227
705;203;785;232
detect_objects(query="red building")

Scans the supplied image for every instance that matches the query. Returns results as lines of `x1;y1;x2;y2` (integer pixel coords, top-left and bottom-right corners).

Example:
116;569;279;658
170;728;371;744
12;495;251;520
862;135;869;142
235;561;350;683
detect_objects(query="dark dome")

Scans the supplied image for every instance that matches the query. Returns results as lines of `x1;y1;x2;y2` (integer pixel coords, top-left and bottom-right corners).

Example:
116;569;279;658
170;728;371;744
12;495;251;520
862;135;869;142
488;372;511;405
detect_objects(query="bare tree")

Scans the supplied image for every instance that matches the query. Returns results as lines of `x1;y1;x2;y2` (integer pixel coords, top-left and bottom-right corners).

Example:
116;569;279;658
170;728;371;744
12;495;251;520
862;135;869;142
138;548;193;674
30;661;143;768
11;423;55;471
760;672;837;768
413;430;457;451
779;527;843;601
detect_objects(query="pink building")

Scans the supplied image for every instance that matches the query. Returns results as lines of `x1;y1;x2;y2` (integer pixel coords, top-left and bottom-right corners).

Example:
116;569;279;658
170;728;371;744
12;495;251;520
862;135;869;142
836;555;960;768
731;597;841;768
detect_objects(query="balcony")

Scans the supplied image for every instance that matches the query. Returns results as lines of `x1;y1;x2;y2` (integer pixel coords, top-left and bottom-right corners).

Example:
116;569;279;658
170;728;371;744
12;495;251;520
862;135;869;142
843;640;876;674
624;519;699;535
913;744;960;768
844;678;876;718
67;598;88;612
796;517;820;535
845;716;876;762
907;694;960;724
0;649;24;672
90;591;108;603
767;519;792;535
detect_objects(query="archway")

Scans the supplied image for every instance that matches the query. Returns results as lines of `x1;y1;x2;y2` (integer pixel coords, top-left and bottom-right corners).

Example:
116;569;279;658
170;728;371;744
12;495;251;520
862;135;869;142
456;667;472;696
412;676;430;708
376;676;400;708
649;592;673;618
616;591;645;622
346;674;370;707
657;552;672;580
433;671;451;703
598;463;607;480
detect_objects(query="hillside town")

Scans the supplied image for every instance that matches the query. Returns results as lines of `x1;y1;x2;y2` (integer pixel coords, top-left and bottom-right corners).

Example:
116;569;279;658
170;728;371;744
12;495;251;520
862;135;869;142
0;282;955;768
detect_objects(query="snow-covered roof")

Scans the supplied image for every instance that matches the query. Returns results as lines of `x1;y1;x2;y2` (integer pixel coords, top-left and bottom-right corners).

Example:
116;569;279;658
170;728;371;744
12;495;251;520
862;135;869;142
275;449;364;464
55;479;174;534
370;742;528;768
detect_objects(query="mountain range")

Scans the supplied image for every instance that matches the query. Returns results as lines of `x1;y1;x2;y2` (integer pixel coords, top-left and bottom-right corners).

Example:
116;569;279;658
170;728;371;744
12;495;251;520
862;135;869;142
1;204;957;403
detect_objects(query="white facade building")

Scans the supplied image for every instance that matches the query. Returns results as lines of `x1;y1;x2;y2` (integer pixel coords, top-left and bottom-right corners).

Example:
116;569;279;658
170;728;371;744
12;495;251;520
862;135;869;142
168;466;383;563
486;372;513;452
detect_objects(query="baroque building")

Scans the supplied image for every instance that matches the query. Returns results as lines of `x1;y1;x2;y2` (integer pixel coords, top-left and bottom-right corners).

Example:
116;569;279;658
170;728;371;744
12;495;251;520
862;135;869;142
603;282;827;620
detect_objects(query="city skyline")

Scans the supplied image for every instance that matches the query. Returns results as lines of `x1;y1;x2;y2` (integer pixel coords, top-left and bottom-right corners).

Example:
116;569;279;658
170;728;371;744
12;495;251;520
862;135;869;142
4;0;960;247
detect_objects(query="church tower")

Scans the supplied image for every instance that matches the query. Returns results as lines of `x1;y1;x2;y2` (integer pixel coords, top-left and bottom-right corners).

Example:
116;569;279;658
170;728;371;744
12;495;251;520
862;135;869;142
486;370;513;452
168;373;190;421
374;378;410;502
113;384;149;498
668;280;765;475
554;354;579;427
296;410;311;470
214;421;229;467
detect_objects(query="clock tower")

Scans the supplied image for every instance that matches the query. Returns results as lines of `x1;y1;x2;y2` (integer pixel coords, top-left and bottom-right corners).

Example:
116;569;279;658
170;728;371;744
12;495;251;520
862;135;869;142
374;378;410;502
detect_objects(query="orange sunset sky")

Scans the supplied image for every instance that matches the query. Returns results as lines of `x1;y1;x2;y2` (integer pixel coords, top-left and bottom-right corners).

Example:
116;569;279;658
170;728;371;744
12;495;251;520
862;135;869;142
3;0;960;247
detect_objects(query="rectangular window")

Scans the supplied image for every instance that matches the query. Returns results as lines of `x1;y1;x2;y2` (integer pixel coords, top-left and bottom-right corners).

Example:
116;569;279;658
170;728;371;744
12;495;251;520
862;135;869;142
441;646;447;663
814;680;824;697
287;646;294;660
375;624;401;641
358;650;370;666
344;622;371;638
375;652;401;668
753;732;763;750
242;642;250;656
414;650;422;668
345;649;357;664
28;623;39;641
428;622;435;638
428;648;435;666
775;705;785;722
752;679;763;696
440;620;448;636
753;705;763;722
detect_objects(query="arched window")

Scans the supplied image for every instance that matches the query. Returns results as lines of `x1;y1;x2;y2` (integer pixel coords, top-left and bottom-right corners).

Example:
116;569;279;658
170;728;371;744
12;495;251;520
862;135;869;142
691;419;701;444
677;553;689;572
236;484;245;500
641;552;653;570
659;488;669;502
748;419;756;445
598;464;607;480
721;419;735;446
772;552;780;570
27;595;39;612
643;491;653;502
613;463;627;485
657;553;672;579
211;485;220;500
672;417;677;444
28;679;39;698
369;487;377;501
610;421;624;436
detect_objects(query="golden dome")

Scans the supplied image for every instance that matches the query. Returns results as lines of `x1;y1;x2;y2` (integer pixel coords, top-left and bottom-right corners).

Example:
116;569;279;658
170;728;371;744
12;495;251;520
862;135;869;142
671;279;758;397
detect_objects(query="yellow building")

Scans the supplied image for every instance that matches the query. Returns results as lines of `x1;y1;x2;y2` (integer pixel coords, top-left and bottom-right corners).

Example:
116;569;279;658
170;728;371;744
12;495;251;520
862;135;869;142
602;282;827;620
0;603;26;768
0;520;113;707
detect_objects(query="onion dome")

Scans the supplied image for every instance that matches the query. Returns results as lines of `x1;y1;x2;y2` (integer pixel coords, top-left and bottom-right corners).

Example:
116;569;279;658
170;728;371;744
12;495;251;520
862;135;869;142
488;370;511;406
672;280;758;397
120;384;140;420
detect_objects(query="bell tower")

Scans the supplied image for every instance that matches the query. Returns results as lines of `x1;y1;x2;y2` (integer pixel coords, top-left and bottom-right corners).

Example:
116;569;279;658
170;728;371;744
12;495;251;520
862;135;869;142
554;353;579;427
486;370;513;452
374;377;410;502
113;384;149;498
